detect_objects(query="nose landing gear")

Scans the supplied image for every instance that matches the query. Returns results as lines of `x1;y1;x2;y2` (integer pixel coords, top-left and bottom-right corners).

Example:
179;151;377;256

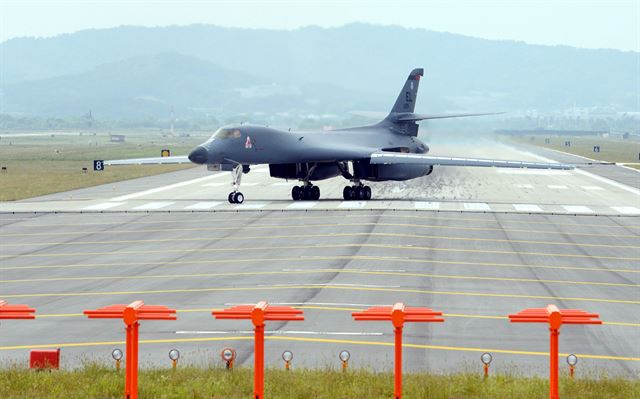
227;164;245;204
343;183;371;200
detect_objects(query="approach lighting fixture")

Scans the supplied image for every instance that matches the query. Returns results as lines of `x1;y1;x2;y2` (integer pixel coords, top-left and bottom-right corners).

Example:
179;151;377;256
112;348;123;361
282;350;293;370
221;347;236;369
169;349;180;361
481;352;493;365
566;354;578;367
339;350;351;362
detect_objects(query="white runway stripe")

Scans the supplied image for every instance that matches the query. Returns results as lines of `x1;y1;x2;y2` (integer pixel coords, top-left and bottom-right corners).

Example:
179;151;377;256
547;185;568;190
235;202;268;210
562;205;594;213
464;202;491;211
287;202;318;209
111;174;225;201
514;184;533;189
201;182;226;187
82;202;125;210
513;204;543;212
414;201;440;210
498;169;570;175
339;201;367;209
242;182;260;186
581;186;604;191
272;182;294;186
184;201;223;210
132;201;175;210
611;206;640;215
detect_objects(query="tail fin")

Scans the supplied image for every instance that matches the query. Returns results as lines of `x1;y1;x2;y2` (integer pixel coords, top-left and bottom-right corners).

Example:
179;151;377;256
390;68;423;113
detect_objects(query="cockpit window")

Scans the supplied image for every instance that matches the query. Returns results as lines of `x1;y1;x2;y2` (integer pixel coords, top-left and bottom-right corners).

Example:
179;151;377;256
212;128;242;140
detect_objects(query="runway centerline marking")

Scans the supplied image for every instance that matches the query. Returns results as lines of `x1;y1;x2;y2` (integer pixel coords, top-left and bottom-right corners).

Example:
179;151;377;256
2;242;638;262
2;284;638;305
3;255;635;275
109;173;226;201
2;268;637;288
0;336;637;362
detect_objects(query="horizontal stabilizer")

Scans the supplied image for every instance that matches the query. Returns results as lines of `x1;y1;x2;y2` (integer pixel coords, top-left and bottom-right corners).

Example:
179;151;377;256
393;112;504;122
370;152;574;170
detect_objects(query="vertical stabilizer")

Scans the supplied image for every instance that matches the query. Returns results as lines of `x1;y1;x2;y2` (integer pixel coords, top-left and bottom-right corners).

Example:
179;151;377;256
390;68;423;114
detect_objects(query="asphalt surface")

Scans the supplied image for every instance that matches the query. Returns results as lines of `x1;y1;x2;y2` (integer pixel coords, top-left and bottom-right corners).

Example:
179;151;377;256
0;141;638;378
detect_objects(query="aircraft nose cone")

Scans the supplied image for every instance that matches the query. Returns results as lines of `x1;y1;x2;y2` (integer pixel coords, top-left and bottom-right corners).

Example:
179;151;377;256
188;146;209;164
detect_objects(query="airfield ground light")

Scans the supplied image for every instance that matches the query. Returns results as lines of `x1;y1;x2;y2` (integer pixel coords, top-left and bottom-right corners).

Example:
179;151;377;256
480;352;492;378
339;350;350;371
220;348;236;370
282;350;293;370
112;349;123;371
168;349;180;370
566;354;578;378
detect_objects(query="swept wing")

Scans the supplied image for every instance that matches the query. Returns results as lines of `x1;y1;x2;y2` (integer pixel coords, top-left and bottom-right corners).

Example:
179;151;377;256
370;152;574;170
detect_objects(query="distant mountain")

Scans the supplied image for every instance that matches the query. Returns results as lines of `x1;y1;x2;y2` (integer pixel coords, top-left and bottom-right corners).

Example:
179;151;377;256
1;23;637;118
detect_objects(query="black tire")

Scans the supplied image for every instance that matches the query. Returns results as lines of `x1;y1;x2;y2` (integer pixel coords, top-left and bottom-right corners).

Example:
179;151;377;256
355;186;364;200
303;186;312;200
235;192;244;204
228;192;235;204
364;186;372;200
343;186;352;200
292;186;301;201
311;185;320;200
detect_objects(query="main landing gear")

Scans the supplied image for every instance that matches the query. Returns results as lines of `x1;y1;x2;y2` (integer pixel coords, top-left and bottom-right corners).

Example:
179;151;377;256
227;164;245;204
291;184;320;200
343;184;372;200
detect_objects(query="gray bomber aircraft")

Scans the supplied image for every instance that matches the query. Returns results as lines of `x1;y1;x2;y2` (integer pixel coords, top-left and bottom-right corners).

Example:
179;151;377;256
103;68;573;204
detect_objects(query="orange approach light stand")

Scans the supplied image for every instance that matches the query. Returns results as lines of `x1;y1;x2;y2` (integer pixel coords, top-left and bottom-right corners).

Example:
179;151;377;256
84;301;176;399
509;304;601;399
0;300;36;319
353;303;444;399
213;301;304;399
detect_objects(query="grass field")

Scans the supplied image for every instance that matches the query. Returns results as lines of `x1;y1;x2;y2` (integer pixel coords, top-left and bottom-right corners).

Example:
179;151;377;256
1;364;637;399
0;131;207;201
507;134;640;169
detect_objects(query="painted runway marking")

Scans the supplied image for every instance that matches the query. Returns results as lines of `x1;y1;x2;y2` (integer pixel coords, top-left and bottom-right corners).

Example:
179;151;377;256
563;205;594;214
513;204;543;212
234;202;268;210
498;170;570;175
175;330;384;336
611;206;640;215
201;182;226;187
272;182;294;186
581;185;604;191
414;201;440;210
286;202;318;209
547;185;568;190
514;184;533;189
339;201;367;209
464;202;490;211
82;202;125;210
132;201;175;210
110;174;225;201
184;202;223;210
242;182;260;186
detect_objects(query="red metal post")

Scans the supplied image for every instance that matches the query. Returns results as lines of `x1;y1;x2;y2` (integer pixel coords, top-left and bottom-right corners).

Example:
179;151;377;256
213;301;304;399
353;303;444;399
85;301;176;399
0;300;35;319
509;304;601;399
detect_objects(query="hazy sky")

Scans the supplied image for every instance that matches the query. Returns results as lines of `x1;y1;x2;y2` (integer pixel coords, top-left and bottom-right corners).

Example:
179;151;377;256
1;0;638;51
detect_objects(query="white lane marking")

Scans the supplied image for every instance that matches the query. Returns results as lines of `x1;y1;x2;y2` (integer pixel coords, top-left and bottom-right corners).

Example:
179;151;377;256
273;283;400;288
176;330;383;336
132;201;175;210
514;184;533;189
581;185;604;191
562;205;594;214
111;174;226;201
272;182;294;186
547;185;568;190
522;150;640;196
497;169;570;175
464;202;491;211
242;182;260;187
82;202;125;210
611;206;640;215
281;268;406;273
287;202;318;209
184;201;223;210
414;201;440;210
201;182;226;187
513;204;543;212
235;202;268;210
339;201;367;209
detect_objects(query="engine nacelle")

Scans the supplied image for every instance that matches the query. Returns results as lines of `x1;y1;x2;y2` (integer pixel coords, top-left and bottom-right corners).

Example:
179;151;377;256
269;162;341;181
353;160;433;181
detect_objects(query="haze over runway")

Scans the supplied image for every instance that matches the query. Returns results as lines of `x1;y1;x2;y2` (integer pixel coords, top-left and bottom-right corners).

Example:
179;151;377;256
1;141;638;377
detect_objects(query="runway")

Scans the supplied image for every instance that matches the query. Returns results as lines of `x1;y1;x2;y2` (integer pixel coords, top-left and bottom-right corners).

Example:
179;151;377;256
0;141;638;377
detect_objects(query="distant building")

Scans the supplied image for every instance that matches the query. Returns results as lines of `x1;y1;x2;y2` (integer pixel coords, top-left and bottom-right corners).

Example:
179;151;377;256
110;134;125;143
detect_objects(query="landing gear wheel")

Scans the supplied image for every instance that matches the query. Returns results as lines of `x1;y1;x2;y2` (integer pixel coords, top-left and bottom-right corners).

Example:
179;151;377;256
343;186;353;200
234;192;244;204
292;186;301;201
311;185;320;200
363;186;372;200
228;192;235;203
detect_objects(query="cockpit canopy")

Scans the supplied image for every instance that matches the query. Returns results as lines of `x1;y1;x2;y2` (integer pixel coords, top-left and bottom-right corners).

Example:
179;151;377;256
212;127;242;140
